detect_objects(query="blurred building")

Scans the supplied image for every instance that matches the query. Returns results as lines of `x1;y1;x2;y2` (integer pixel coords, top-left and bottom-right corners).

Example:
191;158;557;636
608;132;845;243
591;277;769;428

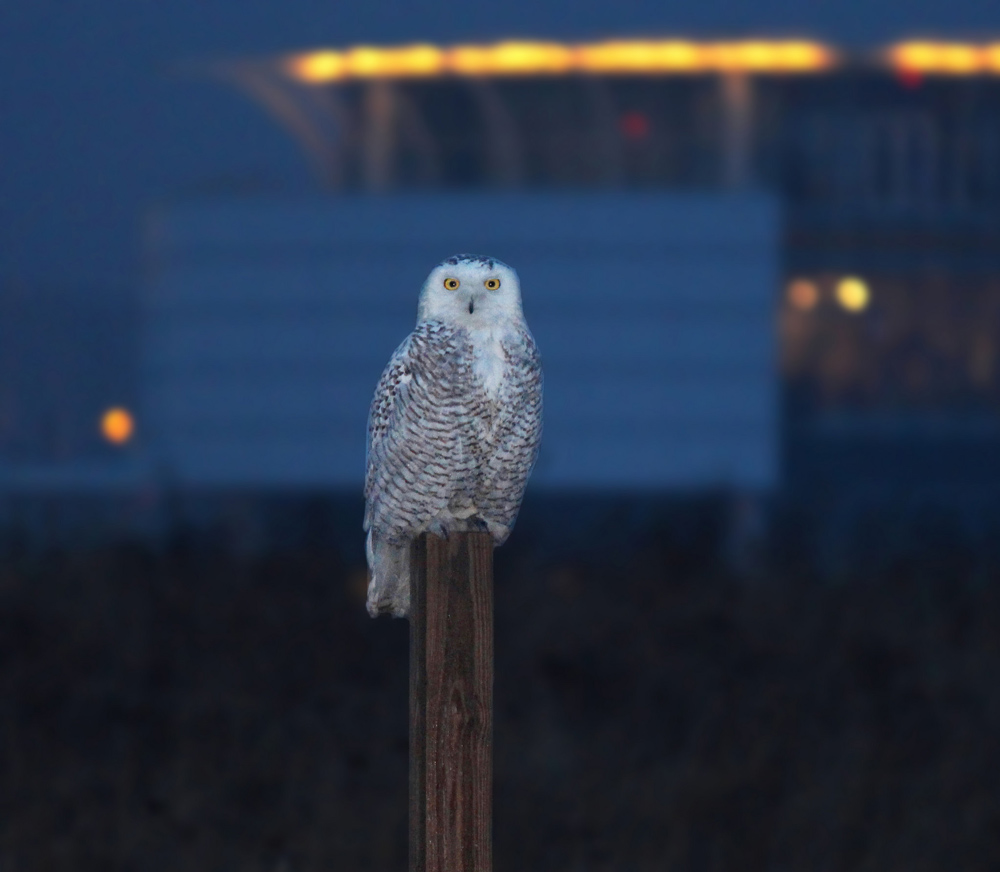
214;38;1000;490
144;193;778;491
5;37;1000;513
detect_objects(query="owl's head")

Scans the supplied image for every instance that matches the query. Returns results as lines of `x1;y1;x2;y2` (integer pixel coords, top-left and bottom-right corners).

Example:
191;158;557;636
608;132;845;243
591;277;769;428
417;254;524;328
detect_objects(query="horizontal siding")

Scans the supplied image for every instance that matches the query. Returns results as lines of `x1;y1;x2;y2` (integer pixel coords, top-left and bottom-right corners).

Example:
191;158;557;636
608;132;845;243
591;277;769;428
148;259;773;310
143;318;771;368
153;192;778;252
143;193;779;490
155;428;776;490
148;376;771;424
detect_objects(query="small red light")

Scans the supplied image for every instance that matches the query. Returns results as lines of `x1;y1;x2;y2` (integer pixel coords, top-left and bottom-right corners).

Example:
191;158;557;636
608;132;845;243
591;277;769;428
898;68;922;89
619;111;650;140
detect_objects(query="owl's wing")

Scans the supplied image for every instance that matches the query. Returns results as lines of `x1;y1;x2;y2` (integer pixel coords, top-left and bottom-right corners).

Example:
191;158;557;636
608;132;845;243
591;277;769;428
365;334;413;493
364;321;472;541
476;326;544;541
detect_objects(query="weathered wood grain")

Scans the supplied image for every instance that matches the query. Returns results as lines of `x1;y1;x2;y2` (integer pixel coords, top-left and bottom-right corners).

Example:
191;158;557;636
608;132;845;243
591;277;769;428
410;532;493;872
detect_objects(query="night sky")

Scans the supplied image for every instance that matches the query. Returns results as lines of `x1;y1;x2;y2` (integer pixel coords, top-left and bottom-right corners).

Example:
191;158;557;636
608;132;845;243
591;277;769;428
2;0;1000;289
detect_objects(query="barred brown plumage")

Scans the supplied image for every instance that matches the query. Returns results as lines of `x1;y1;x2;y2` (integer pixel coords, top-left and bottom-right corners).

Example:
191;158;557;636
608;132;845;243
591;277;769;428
364;255;543;618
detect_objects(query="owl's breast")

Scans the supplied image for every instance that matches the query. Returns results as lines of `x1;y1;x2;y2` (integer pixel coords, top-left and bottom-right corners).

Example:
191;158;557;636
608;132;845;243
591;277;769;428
469;332;508;401
463;324;538;452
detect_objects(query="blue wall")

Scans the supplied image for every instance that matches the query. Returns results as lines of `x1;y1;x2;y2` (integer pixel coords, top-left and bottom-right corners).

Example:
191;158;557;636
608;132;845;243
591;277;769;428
145;191;779;490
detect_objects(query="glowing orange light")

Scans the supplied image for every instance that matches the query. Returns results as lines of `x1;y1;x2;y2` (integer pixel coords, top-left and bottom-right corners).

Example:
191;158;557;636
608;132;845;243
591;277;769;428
985;45;1000;74
773;41;836;71
575;41;708;73
887;41;1000;76
787;278;820;311
101;407;135;445
345;44;444;78
939;44;981;73
737;42;777;71
286;51;346;83
448;41;575;76
286;45;446;82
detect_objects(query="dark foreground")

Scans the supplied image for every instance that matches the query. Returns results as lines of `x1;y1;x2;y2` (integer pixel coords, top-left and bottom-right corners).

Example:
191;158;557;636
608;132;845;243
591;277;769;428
1;496;998;871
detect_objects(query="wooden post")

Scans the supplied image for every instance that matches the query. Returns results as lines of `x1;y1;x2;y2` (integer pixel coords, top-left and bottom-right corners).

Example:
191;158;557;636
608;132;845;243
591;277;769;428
409;532;493;872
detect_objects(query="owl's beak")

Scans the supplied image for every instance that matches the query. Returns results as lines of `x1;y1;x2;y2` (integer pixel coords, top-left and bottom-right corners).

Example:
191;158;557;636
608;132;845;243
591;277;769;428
468;299;475;314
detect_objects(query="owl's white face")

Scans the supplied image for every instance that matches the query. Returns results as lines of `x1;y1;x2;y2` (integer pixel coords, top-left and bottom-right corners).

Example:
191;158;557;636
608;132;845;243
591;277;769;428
417;255;524;330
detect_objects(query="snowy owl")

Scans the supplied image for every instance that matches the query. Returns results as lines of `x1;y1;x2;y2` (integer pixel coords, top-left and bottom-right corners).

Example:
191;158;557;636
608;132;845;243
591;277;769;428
364;254;543;618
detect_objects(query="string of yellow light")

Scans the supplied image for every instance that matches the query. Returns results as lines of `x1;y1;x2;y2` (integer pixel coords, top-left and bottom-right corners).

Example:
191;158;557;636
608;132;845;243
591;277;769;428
282;39;1000;83
284;40;838;83
886;42;1000;76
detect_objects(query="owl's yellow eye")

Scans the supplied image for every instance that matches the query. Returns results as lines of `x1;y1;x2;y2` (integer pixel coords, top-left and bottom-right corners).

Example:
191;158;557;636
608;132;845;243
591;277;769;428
443;277;460;290
484;278;501;290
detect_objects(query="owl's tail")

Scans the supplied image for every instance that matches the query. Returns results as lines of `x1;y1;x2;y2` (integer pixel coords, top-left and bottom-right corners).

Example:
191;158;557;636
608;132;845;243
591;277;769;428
366;531;411;618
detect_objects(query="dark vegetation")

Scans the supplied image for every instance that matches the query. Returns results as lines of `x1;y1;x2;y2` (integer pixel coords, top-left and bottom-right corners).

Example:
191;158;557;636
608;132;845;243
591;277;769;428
1;495;999;871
